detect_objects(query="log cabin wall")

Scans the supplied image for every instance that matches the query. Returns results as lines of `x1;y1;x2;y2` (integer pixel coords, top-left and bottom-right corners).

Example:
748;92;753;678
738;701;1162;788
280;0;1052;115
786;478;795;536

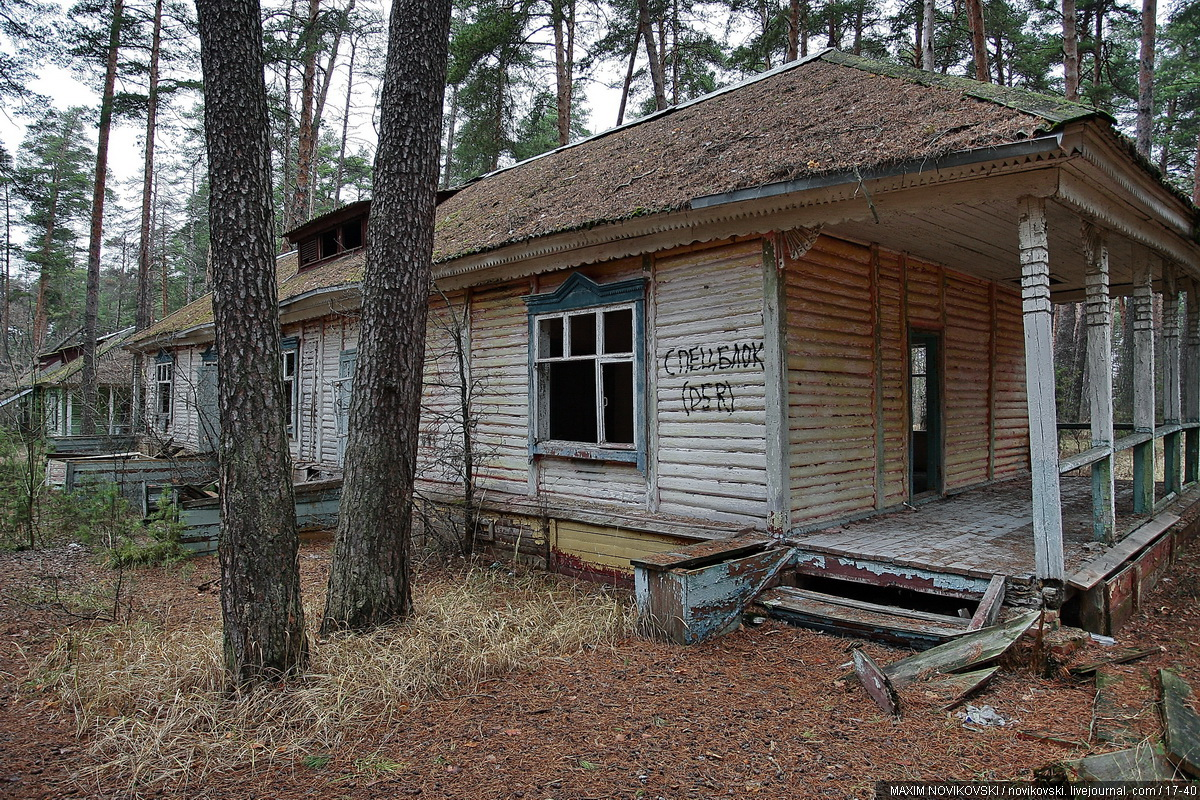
785;234;1029;527
652;240;767;524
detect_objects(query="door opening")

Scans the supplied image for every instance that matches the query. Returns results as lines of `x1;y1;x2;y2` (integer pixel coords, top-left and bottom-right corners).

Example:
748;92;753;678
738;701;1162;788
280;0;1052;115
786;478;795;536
910;332;941;498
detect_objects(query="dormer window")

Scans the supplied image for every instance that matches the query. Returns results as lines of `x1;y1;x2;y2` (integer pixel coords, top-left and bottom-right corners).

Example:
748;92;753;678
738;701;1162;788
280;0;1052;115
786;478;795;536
285;200;371;270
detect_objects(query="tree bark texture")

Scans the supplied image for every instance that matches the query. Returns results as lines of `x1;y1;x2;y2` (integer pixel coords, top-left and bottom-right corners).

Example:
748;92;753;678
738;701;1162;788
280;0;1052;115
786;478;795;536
1063;0;1079;101
551;0;574;147
637;0;667;111
921;0;934;71
196;0;307;684
81;0;124;436
963;0;989;82
1135;0;1155;158
321;0;451;633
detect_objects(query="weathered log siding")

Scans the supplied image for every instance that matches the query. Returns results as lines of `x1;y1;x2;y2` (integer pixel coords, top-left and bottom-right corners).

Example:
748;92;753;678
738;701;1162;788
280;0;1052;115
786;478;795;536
417;290;469;489
942;272;992;490
469;282;531;495
992;288;1028;478
654;240;768;524
877;250;909;507
785;236;878;522
786;235;1029;526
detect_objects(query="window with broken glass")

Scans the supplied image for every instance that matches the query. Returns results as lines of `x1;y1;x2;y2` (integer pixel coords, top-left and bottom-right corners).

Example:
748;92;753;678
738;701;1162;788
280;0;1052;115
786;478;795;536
281;338;299;437
155;358;174;431
526;273;645;466
534;305;637;450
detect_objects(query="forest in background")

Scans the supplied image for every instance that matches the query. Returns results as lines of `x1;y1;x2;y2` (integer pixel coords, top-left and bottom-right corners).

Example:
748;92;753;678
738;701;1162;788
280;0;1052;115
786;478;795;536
0;0;1197;380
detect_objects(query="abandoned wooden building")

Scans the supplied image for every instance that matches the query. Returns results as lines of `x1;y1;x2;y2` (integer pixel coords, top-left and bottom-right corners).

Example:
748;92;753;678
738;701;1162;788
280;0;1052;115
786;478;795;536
0;326;137;453
125;49;1200;637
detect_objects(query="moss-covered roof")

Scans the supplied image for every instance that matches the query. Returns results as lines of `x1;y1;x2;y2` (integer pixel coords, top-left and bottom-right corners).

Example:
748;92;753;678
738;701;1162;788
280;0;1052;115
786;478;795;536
132;49;1108;345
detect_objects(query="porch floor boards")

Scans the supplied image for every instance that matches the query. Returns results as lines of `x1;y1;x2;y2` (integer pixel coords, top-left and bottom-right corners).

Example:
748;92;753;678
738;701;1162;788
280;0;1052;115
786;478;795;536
790;476;1175;580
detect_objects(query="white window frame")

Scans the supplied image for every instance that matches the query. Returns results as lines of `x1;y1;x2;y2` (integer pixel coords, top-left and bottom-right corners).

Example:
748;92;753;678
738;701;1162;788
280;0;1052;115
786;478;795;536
155;358;174;432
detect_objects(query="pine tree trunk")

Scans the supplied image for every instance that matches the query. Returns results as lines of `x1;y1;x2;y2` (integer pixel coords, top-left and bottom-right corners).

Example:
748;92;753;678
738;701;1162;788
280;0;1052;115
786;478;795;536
290;0;319;228
616;28;639;126
441;81;458;189
963;0;989;82
133;0;163;435
1063;0;1079;101
551;0;573;147
2;178;10;364
81;0;123;437
321;0;452;634
1135;0;1155;158
335;34;358;201
195;0;307;685
787;0;800;61
637;0;667;111
921;0;935;71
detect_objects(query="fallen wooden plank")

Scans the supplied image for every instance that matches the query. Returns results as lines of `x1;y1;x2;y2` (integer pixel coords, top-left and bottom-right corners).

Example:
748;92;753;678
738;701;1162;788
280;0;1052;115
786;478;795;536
853;649;900;718
1069;743;1177;782
1069;647;1159;676
922;666;1000;710
1068;514;1180;590
1092;668;1141;747
882;610;1040;689
1161;669;1200;777
758;587;969;649
967;574;1006;631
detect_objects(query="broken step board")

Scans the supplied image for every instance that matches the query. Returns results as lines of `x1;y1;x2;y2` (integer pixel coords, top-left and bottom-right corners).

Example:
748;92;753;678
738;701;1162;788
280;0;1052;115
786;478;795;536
757;586;971;649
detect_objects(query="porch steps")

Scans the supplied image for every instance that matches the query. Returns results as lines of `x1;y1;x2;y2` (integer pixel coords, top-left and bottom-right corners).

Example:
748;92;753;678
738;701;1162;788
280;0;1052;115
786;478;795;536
755;586;972;649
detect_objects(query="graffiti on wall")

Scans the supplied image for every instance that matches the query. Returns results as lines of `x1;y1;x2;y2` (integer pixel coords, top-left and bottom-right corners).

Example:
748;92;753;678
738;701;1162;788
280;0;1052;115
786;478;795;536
663;341;764;416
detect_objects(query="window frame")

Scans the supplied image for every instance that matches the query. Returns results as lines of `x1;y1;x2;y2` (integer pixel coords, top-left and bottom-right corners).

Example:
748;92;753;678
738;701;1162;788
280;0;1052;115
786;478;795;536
154;351;174;432
524;273;646;469
281;336;300;439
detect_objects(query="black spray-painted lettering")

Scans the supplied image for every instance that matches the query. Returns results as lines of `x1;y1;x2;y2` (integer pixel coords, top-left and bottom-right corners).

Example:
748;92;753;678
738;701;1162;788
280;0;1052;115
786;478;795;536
682;380;736;415
662;341;765;377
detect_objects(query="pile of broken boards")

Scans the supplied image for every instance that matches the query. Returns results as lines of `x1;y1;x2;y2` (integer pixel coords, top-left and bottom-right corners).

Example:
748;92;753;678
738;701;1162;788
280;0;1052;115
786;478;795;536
850;610;1200;785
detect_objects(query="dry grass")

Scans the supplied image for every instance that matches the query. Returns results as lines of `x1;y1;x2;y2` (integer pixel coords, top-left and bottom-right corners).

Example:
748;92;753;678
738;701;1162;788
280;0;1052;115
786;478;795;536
36;566;635;792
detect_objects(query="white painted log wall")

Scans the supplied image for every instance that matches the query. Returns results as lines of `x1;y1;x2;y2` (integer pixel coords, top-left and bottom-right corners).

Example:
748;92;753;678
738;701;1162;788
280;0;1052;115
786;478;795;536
653;240;768;523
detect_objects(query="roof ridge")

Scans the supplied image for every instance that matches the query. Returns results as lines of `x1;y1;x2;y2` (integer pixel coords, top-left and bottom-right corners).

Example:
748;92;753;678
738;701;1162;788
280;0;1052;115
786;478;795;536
819;50;1108;127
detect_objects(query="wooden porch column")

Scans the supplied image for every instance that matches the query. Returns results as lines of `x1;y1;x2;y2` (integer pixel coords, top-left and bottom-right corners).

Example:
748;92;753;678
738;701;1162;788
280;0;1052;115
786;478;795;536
1162;263;1183;494
1185;280;1200;484
1083;223;1116;542
1018;197;1065;586
1131;254;1157;512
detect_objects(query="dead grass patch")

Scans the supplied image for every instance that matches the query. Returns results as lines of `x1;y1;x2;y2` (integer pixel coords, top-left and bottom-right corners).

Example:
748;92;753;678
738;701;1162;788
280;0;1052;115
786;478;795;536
35;566;634;792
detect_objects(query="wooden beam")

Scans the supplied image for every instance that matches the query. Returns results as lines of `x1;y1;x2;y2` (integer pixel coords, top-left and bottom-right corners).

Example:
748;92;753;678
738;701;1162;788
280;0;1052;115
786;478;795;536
1083;222;1116;543
1163;263;1183;492
762;238;791;534
1131;252;1157;512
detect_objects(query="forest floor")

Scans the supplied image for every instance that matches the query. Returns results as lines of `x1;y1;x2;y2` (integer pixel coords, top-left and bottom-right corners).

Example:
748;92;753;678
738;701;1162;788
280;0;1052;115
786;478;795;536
1;531;1198;800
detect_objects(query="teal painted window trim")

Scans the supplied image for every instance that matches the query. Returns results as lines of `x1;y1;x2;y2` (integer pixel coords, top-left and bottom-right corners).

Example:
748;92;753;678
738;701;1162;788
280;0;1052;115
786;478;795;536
524;273;647;471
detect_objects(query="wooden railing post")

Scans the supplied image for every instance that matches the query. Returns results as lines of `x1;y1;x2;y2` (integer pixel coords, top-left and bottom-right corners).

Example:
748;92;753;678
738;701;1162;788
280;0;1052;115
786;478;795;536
1083;222;1116;541
1185;279;1200;484
1019;197;1065;588
1131;253;1156;512
1162;262;1183;494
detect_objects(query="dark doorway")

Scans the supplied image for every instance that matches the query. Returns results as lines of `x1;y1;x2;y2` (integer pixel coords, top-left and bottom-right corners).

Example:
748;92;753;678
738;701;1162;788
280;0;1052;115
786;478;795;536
910;332;942;498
